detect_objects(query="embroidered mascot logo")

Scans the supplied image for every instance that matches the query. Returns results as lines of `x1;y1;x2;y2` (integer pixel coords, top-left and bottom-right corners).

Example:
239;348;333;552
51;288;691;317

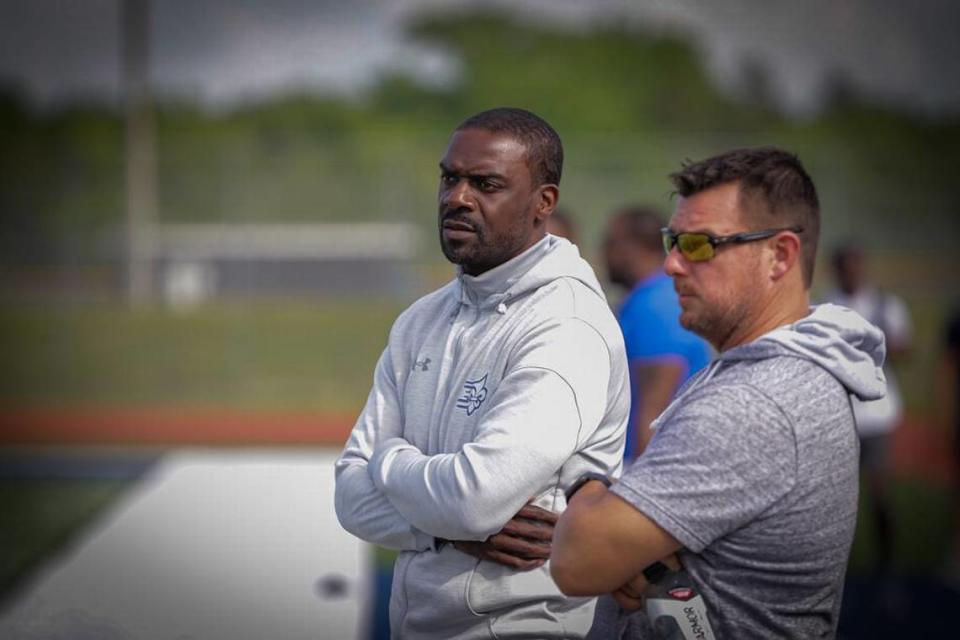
456;374;488;416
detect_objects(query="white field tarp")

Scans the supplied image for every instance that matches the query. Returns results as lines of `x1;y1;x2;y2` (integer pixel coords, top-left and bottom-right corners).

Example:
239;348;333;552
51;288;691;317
0;449;368;640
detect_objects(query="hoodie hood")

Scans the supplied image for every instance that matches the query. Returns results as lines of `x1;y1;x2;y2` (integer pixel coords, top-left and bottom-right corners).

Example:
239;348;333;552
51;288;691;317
457;235;605;311
722;303;887;402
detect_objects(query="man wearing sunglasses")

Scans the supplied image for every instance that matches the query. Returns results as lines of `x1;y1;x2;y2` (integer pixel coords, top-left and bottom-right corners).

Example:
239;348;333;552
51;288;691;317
552;147;887;639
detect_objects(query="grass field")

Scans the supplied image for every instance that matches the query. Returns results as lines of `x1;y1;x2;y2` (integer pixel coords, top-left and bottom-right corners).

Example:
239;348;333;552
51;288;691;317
0;292;954;414
0;479;129;601
0;300;405;413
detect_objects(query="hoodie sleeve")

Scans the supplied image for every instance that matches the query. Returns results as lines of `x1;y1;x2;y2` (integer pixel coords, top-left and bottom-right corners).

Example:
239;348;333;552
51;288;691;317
368;318;612;541
334;346;434;551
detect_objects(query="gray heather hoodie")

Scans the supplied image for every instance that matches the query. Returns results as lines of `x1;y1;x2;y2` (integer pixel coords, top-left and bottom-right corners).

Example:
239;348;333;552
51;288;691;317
607;303;886;640
335;235;630;639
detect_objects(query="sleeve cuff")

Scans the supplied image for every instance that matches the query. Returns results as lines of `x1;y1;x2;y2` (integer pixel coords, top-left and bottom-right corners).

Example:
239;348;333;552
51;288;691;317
412;529;436;552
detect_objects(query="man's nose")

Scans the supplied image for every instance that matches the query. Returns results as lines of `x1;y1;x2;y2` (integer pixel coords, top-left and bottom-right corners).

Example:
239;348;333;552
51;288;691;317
663;245;686;277
441;179;473;211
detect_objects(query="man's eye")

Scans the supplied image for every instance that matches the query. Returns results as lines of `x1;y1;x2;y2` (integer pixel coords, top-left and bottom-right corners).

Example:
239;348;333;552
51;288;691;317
440;174;457;185
476;179;497;191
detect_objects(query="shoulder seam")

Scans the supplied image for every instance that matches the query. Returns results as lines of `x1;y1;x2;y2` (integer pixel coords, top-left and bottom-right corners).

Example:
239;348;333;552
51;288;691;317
511;365;585;451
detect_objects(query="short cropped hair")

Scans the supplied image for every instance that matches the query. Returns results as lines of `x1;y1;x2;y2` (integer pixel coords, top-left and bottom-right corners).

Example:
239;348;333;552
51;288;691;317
614;205;665;253
455;107;563;187
669;146;820;287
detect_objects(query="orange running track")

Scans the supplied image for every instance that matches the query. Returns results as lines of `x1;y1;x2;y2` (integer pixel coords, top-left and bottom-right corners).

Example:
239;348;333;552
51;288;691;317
0;407;954;484
0;407;355;447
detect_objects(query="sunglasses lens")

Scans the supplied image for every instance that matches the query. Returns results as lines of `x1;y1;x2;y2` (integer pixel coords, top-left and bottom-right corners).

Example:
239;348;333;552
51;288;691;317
661;230;673;256
677;233;715;261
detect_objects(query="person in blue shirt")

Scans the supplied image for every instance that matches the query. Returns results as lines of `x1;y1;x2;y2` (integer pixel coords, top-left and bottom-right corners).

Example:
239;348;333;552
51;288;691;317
603;205;712;458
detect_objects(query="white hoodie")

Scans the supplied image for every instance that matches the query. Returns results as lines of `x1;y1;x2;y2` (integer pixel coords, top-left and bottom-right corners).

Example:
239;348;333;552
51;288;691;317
335;235;630;638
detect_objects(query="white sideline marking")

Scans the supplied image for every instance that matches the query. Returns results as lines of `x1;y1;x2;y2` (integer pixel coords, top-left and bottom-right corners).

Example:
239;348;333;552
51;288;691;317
0;449;369;640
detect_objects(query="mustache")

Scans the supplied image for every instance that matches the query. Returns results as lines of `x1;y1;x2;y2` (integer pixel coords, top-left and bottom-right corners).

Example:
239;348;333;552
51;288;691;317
440;211;478;231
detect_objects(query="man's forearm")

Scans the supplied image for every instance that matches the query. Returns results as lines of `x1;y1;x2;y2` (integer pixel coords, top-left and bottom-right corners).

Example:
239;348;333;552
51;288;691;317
551;481;681;596
551;481;614;594
335;461;434;550
369;438;529;540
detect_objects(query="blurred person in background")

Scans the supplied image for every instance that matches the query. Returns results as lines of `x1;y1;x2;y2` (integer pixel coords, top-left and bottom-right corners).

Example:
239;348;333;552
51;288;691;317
546;208;578;245
602;205;712;459
335;107;630;638
552;147;886;639
825;242;913;575
941;305;960;581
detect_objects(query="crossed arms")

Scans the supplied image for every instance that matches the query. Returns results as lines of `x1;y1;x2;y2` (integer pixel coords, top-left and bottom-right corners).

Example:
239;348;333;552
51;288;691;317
335;320;688;604
334;320;613;556
551;479;681;602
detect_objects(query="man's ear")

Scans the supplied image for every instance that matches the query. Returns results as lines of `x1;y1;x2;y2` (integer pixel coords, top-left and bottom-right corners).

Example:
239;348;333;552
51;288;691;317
535;184;559;224
770;231;802;281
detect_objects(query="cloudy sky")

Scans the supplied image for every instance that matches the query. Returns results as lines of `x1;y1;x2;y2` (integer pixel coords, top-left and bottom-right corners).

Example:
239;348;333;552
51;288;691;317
0;0;957;116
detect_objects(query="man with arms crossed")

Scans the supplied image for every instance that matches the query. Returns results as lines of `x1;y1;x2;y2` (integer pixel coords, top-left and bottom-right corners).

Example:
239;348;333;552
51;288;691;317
552;147;887;639
335;108;629;638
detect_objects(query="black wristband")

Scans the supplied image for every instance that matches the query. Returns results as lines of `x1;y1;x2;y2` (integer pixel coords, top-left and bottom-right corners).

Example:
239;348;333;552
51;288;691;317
564;472;612;503
642;561;669;583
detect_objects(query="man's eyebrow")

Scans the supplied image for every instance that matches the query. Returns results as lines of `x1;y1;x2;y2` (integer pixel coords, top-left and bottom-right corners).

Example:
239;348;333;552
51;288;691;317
438;163;506;181
668;227;717;235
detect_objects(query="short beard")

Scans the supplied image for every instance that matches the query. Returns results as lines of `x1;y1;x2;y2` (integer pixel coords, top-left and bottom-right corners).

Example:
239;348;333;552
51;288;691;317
439;226;486;266
440;227;532;275
440;216;537;275
685;299;747;351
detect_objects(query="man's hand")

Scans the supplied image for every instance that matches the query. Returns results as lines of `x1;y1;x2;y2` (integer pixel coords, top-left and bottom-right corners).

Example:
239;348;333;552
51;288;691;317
453;504;558;571
610;554;682;611
611;573;649;611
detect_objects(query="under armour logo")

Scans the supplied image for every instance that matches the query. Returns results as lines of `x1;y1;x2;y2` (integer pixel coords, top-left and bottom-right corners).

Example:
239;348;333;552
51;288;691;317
412;358;431;372
456;374;488;416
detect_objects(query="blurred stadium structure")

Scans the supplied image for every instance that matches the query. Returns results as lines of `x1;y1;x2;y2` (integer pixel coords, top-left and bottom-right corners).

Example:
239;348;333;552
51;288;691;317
2;127;956;301
155;222;418;305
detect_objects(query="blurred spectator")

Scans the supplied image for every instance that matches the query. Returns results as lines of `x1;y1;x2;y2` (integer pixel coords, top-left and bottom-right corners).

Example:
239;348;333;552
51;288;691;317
602;205;712;458
942;305;960;580
547;208;578;245
824;242;913;575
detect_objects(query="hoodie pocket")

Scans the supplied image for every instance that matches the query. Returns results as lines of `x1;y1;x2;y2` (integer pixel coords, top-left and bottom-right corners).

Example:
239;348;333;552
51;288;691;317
466;559;562;614
394;547;485;636
467;560;595;638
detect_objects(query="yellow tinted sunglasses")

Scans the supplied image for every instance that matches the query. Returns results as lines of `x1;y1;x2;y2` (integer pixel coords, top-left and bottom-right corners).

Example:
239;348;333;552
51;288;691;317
661;226;802;262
